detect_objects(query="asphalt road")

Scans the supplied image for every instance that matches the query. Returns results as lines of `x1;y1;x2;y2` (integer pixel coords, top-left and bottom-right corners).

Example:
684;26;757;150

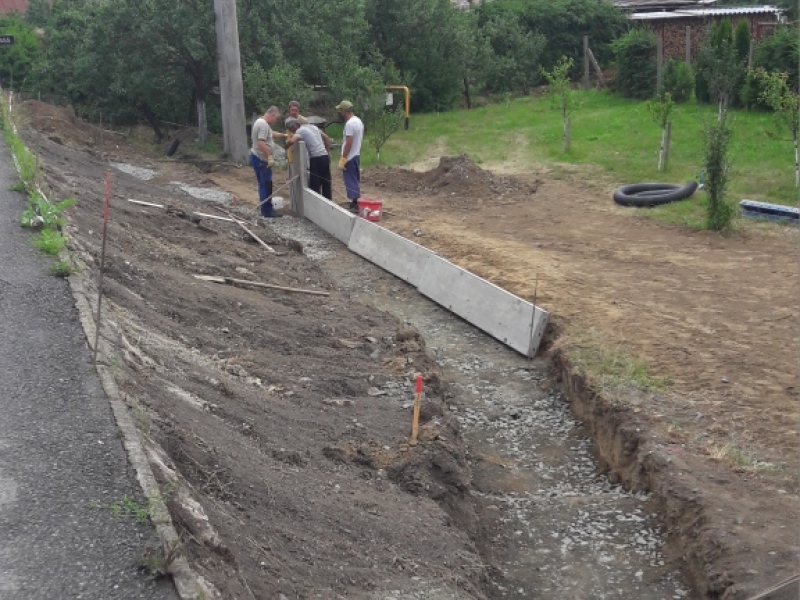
0;141;177;599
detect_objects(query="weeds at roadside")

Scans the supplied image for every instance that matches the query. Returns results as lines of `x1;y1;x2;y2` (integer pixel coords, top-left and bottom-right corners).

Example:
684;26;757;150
108;495;151;523
9;180;25;192
136;537;184;580
33;229;67;255
48;259;75;278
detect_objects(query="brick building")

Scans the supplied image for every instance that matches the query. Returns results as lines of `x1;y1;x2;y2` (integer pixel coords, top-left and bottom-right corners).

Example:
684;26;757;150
624;5;784;62
0;0;28;14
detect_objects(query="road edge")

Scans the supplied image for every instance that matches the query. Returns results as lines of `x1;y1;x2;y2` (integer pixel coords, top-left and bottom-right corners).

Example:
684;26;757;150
66;268;217;600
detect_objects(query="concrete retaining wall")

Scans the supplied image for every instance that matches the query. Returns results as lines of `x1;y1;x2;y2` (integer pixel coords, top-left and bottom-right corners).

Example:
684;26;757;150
300;189;549;357
302;189;356;245
417;256;548;357
347;219;435;287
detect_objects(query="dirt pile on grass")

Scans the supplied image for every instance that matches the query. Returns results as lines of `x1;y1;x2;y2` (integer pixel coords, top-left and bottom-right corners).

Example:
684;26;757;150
369;155;538;207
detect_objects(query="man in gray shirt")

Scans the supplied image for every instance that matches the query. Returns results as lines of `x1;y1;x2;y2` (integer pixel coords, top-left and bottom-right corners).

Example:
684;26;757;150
285;117;332;200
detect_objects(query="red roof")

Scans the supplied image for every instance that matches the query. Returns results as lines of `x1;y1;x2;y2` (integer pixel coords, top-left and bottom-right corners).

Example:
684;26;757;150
0;0;28;14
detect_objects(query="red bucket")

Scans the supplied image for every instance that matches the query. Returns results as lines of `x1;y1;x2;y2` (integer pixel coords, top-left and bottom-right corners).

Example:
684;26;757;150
357;197;383;223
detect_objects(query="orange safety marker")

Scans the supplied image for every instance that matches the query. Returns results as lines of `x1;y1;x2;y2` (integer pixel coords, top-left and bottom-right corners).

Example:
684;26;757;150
410;373;423;446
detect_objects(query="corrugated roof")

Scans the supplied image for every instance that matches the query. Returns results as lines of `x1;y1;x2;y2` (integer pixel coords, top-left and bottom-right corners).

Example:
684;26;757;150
630;5;782;18
614;0;713;8
0;0;28;14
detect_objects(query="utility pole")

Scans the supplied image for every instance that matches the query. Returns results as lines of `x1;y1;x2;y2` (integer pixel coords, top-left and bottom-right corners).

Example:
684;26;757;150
213;0;248;163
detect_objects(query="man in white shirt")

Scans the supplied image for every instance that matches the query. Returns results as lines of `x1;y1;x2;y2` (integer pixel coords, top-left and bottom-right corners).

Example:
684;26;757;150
335;100;364;212
250;105;281;217
285;117;332;200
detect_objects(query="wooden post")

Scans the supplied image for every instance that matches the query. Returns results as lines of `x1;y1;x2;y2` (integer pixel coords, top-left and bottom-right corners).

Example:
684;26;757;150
213;0;248;163
583;36;590;90
663;121;672;172
685;26;692;64
213;0;230;154
656;35;664;95
410;374;423;446
563;117;572;153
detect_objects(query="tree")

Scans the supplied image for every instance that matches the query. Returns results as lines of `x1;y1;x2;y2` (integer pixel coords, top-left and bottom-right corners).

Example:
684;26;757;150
371;108;405;162
243;63;312;116
646;93;675;171
699;20;743;120
482;14;546;95
703;117;735;231
754;69;800;188
734;20;750;63
541;56;576;152
365;0;465;111
611;28;657;100
0;14;40;90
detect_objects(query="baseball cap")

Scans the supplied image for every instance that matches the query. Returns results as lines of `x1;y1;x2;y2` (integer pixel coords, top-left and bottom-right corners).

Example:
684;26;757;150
335;100;353;110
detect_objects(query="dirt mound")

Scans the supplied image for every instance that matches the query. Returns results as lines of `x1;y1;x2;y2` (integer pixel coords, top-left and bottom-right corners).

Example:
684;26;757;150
369;155;538;207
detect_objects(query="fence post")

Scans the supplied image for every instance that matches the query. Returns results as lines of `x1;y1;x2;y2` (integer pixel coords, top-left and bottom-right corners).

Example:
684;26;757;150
656;35;664;95
583;35;590;90
685;26;692;64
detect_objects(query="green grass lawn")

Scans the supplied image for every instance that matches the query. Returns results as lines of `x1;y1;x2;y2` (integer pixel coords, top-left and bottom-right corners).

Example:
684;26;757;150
358;91;797;228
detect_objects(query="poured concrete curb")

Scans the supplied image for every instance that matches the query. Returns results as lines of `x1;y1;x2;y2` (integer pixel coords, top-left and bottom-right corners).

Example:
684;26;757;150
418;255;548;356
302;189;549;357
303;188;356;245
348;218;435;287
67;268;217;600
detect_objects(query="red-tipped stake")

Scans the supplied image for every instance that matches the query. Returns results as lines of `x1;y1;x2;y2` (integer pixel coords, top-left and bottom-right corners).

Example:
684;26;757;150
93;171;112;365
410;373;424;446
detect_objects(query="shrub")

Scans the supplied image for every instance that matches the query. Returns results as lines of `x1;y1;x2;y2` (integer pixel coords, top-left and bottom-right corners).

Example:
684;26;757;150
734;20;751;63
695;50;712;103
754;27;798;89
663;60;693;103
611;29;657;100
703;118;735;231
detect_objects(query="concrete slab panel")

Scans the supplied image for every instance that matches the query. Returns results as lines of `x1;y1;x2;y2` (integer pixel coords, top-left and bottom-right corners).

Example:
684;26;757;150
418;256;549;356
347;219;435;287
302;189;355;245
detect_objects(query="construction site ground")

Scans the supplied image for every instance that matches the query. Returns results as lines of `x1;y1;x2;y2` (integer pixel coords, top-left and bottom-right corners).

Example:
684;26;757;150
15;101;799;599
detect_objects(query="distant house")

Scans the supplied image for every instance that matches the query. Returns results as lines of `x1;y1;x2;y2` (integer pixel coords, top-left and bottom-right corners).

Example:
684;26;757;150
0;0;28;15
619;3;784;62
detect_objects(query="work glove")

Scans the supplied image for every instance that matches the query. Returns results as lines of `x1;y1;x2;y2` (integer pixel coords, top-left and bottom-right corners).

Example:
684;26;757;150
267;155;275;168
338;156;347;170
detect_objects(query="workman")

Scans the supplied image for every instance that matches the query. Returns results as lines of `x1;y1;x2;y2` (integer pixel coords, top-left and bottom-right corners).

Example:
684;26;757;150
284;117;333;200
250;106;282;218
335;100;364;213
287;100;309;125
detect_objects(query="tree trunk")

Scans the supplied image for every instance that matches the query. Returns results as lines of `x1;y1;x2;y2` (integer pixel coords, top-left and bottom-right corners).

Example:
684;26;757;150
563;117;571;153
463;75;472;110
795;133;799;188
138;102;164;142
658;127;666;171
663;121;672;172
197;99;208;144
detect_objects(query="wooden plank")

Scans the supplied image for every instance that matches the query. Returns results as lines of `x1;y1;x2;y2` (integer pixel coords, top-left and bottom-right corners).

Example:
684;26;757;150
127;199;164;209
214;207;276;253
193;274;330;296
745;574;799;600
193;211;245;224
586;48;605;87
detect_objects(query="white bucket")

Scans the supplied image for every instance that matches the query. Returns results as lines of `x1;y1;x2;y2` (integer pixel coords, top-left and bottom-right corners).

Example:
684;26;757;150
272;196;284;210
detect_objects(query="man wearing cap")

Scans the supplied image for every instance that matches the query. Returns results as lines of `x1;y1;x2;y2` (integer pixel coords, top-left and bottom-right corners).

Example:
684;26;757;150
250;105;282;218
335;100;364;212
285;116;333;200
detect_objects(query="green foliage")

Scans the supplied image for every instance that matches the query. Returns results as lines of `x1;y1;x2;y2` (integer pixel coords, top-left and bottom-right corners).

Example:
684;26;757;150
734;21;751;62
365;0;465;112
21;195;74;229
243;63;312;116
755;27;799;89
753;68;799;187
33;228;67;255
703;117;735;231
647;93;675;130
663;60;693;103
611;29;657;100
541;56;577;151
107;495;151;524
371;109;405;161
48;259;76;278
698;21;744;116
482;15;546;94
0;14;41;90
476;0;630;74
